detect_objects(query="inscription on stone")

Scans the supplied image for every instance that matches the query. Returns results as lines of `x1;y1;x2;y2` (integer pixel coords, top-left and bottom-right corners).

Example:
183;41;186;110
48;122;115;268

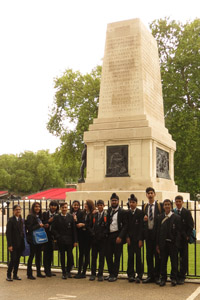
98;30;141;117
156;148;170;179
106;145;129;177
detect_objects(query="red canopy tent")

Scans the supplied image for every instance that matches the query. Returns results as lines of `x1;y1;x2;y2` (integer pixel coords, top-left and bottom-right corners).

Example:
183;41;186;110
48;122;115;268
22;188;76;201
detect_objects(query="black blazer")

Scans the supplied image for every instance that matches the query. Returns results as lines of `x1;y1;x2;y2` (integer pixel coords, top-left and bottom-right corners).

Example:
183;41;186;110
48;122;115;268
6;216;24;251
176;207;194;242
51;213;77;245
76;210;94;238
127;208;143;241
42;211;58;240
26;214;41;244
142;201;163;240
107;207;127;241
92;211;107;241
156;213;181;249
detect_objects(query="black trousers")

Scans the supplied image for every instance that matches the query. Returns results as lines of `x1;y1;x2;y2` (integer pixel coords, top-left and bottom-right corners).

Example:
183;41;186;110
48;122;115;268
106;232;123;277
27;244;42;276
43;240;53;275
59;243;73;275
127;240;143;279
78;232;92;274
7;248;21;277
91;239;106;276
160;241;178;281
146;238;160;279
178;240;188;279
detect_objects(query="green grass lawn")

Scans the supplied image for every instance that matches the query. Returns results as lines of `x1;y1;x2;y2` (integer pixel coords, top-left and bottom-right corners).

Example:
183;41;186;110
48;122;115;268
1;235;200;277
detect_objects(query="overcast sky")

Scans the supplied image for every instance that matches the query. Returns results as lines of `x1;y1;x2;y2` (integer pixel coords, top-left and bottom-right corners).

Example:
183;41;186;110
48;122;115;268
0;0;199;155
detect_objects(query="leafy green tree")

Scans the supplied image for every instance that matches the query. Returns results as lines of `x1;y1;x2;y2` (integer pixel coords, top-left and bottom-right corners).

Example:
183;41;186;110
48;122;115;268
150;18;200;198
0;151;65;194
47;66;101;181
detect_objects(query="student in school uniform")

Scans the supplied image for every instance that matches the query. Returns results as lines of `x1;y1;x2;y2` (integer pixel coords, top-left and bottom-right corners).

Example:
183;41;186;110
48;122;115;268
26;202;47;279
174;195;194;284
90;199;107;282
106;193;127;282
6;205;25;281
74;199;95;278
142;187;163;284
42;200;59;277
156;199;181;287
51;202;77;279
126;194;143;283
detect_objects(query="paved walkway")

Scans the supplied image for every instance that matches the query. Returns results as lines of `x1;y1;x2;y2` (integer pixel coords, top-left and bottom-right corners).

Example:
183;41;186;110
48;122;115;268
0;267;200;300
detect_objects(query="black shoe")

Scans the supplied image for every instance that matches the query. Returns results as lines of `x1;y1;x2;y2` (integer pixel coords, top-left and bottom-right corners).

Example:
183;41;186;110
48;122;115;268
128;276;135;282
171;279;177;286
13;276;21;280
37;273;46;278
177;278;184;285
74;273;82;279
155;278;161;285
62;274;67;280
81;272;86;278
89;275;96;281
6;276;13;282
135;277;140;283
98;276;104;282
142;277;154;284
45;273;52;277
74;273;85;279
51;273;56;276
160;280;166;287
27;275;36;280
108;276;117;282
66;272;72;278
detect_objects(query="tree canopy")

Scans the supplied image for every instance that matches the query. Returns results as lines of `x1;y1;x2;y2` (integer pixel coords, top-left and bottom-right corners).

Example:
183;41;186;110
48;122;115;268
0;150;65;194
150;18;200;198
47;18;200;198
47;66;101;182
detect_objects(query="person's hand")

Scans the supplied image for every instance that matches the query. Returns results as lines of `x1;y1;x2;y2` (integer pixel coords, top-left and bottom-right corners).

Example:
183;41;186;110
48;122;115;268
73;214;77;222
126;237;131;246
76;223;85;228
48;217;54;223
156;245;160;254
138;240;143;248
40;223;44;227
144;215;148;221
74;243;78;247
116;237;122;244
8;246;13;252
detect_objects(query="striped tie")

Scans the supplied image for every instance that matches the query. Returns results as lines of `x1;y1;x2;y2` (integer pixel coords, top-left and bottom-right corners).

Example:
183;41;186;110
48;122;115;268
149;204;153;221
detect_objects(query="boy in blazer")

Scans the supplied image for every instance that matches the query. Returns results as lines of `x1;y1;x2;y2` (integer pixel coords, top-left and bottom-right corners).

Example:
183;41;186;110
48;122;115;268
142;187;163;284
106;193;127;282
174;195;194;284
51;202;77;279
90;200;107;282
6;205;25;281
42;200;59;277
156;199;181;287
126;194;143;283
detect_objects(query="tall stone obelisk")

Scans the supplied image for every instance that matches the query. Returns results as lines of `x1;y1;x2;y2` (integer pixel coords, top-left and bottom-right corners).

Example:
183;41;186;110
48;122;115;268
67;18;189;203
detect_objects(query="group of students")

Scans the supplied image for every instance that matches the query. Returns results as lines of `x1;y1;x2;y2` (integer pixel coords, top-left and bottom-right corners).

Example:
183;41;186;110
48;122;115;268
6;187;194;287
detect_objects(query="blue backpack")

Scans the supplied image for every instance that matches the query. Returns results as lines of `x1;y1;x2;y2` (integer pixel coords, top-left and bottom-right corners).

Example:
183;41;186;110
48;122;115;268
32;227;48;245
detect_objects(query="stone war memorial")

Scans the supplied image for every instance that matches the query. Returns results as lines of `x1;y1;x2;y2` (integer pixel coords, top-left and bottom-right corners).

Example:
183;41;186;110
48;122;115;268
67;18;189;204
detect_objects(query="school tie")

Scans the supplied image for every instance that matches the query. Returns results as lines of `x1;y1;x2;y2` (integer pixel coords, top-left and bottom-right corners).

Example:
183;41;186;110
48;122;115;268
178;209;181;215
98;213;101;221
149;204;153;221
